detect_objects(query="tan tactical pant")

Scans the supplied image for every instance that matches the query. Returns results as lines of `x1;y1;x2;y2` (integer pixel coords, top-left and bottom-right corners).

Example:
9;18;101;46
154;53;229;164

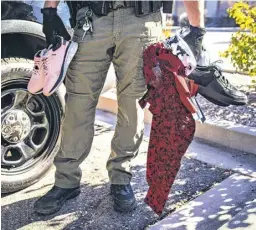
54;6;162;188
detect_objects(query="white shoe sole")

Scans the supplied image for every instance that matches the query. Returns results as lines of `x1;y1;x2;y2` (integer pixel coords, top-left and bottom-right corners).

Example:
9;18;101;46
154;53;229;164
47;41;78;96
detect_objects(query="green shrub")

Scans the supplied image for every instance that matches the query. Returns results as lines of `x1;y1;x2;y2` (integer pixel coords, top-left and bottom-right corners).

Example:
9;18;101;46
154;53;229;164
221;1;256;77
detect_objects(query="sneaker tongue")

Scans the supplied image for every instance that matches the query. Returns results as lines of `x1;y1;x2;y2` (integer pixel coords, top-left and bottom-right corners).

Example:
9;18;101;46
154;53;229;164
35;50;43;58
40;48;48;57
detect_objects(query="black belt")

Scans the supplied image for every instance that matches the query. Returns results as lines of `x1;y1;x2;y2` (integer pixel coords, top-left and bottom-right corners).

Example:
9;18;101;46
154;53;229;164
70;1;161;16
107;1;135;11
67;1;173;28
124;1;136;8
134;1;162;17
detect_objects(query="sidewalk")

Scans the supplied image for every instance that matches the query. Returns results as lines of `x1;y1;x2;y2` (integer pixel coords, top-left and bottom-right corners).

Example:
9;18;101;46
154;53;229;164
149;174;256;230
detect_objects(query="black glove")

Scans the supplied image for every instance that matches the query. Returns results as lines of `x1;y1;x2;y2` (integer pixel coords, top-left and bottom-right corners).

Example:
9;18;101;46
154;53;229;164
41;8;71;46
179;25;206;61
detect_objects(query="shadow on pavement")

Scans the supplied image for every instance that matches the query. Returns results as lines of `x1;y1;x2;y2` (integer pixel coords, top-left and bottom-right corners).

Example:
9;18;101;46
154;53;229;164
1;166;153;230
149;174;256;230
1;122;240;230
1;159;234;230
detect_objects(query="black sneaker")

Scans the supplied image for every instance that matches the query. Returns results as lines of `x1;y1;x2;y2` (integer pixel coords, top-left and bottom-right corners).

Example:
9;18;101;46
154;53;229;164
111;184;137;213
34;186;80;215
188;62;248;106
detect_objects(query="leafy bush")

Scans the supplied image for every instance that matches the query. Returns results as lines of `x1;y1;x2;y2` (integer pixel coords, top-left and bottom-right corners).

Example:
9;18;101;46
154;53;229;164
221;1;256;76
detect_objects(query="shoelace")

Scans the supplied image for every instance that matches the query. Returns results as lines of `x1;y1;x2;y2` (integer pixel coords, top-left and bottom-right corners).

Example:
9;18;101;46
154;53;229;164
42;57;50;76
208;60;234;89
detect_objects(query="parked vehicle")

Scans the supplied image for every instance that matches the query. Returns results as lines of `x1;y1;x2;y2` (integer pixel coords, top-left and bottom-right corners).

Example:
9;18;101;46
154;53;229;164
1;1;114;193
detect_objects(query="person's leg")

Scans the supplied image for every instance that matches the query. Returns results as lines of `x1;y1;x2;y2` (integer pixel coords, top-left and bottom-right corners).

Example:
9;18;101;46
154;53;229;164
107;8;163;211
34;8;115;215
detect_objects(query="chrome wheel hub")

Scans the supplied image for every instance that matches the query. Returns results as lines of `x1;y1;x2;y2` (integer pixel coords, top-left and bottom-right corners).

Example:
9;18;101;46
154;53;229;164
2;109;31;143
1;89;50;167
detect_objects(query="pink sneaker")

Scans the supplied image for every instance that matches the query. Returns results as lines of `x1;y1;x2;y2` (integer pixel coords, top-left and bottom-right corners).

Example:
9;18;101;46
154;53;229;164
27;49;47;94
43;36;78;96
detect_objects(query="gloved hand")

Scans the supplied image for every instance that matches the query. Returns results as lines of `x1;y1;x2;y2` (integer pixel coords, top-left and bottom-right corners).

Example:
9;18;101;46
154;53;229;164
179;25;206;61
41;7;71;46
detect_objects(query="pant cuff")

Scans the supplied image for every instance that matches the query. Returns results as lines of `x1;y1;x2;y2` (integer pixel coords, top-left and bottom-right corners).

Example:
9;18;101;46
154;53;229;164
110;176;131;185
54;180;80;189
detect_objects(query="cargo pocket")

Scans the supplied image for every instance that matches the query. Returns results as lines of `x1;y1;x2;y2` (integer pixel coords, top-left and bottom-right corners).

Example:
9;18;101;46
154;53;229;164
132;55;147;97
60;92;96;156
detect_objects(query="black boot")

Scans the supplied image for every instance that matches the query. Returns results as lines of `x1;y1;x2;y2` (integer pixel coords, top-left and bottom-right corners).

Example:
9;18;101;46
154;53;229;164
34;186;80;215
111;184;137;213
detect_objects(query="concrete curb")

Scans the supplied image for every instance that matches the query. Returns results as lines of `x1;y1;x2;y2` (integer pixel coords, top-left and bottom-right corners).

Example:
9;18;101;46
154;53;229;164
97;89;256;155
195;119;256;155
222;69;250;76
171;26;242;32
148;173;256;230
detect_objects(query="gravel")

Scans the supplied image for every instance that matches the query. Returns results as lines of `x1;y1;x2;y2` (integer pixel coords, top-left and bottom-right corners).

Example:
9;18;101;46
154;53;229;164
197;87;256;128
